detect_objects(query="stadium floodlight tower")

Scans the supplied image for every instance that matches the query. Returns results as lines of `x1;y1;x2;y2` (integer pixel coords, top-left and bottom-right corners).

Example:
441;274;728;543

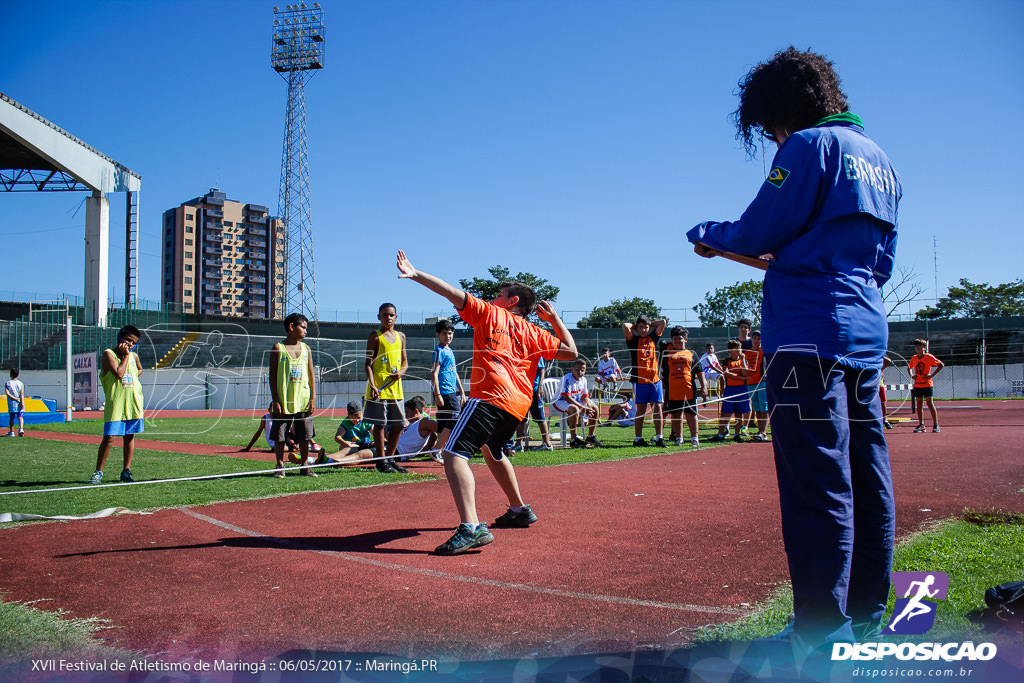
271;3;324;322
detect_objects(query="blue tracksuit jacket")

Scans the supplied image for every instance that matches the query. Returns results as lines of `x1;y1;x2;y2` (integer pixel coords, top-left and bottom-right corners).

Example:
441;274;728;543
687;119;901;369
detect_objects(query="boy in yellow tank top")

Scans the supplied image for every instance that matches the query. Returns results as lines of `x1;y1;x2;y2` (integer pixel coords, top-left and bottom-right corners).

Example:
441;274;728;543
364;302;409;473
269;313;318;478
88;325;144;484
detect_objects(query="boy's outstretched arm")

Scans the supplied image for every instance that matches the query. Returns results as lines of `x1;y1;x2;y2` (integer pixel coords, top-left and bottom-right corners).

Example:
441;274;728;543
536;301;578;361
396;250;467;310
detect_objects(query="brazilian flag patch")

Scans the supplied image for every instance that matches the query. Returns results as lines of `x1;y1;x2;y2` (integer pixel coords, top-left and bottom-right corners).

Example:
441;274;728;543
766;166;790;188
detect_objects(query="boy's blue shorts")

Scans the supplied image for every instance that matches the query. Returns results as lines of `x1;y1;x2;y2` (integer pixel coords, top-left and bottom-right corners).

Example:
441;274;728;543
720;385;751;415
104;419;145;436
632;381;664;406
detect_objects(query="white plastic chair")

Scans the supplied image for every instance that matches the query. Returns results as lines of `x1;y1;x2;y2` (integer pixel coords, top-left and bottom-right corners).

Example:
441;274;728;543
541;376;568;449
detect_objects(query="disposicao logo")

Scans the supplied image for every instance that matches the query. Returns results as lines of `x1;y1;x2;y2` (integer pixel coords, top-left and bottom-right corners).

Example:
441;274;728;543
885;571;949;635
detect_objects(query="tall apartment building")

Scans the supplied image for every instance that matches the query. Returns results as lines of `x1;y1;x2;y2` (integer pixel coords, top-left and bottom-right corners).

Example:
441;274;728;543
161;188;285;318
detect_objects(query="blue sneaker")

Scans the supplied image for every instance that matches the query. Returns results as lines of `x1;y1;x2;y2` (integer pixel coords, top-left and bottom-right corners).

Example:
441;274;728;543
87;470;103;484
709;433;727;443
120;468;134;483
434;523;495;555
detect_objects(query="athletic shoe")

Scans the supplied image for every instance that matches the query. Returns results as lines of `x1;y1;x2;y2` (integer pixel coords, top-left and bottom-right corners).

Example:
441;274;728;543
18;430;25;437
434;523;495;555
430;450;445;464
272;470;286;479
584;436;602;447
493;504;538;528
569;436;587;449
690;437;700;448
932;425;941;433
3;432;14;437
653;437;667;448
751;433;768;442
119;468;134;483
389;459;410;474
733;433;745;442
913;424;926;433
883;420;892;429
673;437;684;446
375;460;397;473
633;437;650;447
87;470;103;484
530;443;554;451
709;433;727;443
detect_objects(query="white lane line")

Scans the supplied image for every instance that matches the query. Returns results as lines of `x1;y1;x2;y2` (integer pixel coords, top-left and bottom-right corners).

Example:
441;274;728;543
179;507;747;617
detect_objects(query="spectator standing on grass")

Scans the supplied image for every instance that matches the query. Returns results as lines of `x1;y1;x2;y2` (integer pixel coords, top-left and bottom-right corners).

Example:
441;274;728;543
431;318;466;453
552;358;601;449
88;326;144;484
744;331;769;442
710;340;750;443
909;339;944;433
623;315;668;447
396;250;577;555
5;368;26;437
661;327;706;448
268;313;318;478
688;47;901;650
364;303;410;474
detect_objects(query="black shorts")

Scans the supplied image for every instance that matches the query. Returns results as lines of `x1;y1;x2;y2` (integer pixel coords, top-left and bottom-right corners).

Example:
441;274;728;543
436;393;463;431
446;398;521;461
664;398;699;416
270;412;315;443
911;386;934;399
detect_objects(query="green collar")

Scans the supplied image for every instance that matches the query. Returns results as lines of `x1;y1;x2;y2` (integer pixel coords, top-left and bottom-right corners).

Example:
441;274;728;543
814;112;863;128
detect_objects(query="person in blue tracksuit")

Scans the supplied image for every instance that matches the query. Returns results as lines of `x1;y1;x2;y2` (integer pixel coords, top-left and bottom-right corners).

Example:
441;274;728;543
687;47;902;650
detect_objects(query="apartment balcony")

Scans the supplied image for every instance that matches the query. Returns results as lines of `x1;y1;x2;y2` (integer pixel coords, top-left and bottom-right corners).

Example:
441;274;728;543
203;232;222;243
204;207;224;218
246;238;267;248
203;245;223;256
247;275;267;284
245;262;265;272
204;221;223;231
246;224;267;235
202;282;222;292
203;258;222;267
203;296;222;304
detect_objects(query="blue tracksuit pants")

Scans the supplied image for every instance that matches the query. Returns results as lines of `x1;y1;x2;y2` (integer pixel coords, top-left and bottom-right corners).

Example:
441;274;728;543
764;352;896;643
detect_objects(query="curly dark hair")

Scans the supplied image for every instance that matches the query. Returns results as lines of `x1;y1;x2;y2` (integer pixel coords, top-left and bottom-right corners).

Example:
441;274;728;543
732;46;849;156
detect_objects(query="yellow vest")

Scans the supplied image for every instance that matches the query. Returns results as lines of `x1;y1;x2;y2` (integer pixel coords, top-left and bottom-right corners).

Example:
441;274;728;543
101;350;144;423
274;342;311;414
366;330;403;400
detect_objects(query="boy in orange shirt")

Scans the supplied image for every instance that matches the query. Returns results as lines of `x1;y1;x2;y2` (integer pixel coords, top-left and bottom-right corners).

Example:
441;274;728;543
710;340;750;442
909;339;944;433
396;250;578;555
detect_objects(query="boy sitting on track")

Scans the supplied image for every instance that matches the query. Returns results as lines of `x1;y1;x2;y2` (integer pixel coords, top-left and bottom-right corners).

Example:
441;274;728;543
396;249;578;555
552;358;601;449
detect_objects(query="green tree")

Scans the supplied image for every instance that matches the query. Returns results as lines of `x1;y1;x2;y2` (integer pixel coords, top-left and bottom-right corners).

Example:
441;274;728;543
456;265;559;325
694;279;763;327
916;278;1024;319
576;297;662;329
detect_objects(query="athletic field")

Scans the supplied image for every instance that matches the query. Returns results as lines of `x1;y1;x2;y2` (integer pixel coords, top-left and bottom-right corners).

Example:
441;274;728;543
1;400;1021;682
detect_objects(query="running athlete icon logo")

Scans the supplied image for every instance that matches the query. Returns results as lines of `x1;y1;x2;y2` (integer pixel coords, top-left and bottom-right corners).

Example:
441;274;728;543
884;571;949;635
766;166;790;188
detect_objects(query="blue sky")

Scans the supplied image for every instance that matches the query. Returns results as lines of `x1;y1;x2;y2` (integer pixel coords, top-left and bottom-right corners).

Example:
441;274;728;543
2;0;1022;326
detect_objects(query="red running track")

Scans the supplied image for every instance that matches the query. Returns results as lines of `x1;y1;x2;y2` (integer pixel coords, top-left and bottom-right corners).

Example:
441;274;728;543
0;401;1021;663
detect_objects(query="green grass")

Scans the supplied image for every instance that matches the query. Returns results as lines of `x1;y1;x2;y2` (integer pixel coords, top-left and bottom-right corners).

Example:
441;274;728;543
692;509;1024;643
0;439;432;519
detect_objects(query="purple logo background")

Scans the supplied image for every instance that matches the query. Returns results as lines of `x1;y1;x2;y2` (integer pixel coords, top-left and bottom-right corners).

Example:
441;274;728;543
884;571;949;635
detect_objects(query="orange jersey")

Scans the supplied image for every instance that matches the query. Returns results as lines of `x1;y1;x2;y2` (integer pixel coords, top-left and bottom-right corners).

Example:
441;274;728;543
910;353;941;388
724;356;749;387
743;348;764;384
662;345;699;401
626;331;661;384
458;294;561;419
